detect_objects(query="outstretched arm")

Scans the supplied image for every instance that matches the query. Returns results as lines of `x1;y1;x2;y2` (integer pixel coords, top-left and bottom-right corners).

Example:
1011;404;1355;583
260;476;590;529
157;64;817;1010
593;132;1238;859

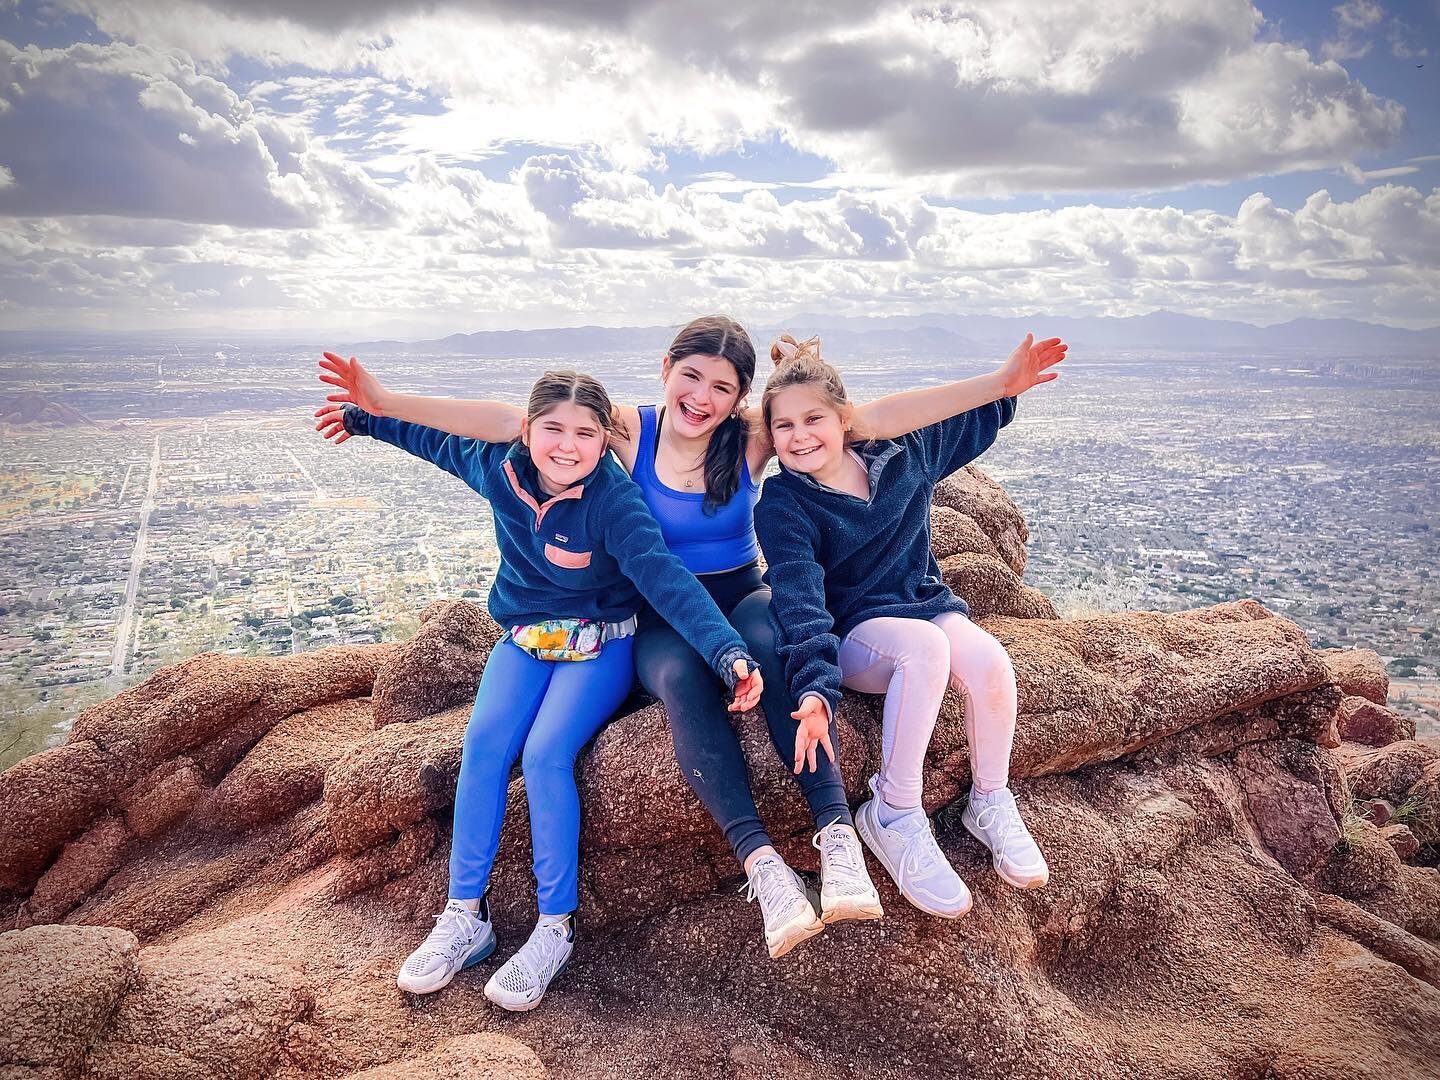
317;351;523;442
855;334;1065;439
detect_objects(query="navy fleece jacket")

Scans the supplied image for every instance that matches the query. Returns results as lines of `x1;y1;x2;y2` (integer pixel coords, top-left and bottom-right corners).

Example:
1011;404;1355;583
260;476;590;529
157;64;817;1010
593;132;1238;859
342;405;751;685
755;398;1016;716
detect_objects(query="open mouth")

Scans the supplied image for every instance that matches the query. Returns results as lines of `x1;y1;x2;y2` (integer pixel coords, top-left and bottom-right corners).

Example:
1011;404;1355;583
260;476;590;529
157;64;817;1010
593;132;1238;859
677;401;711;425
791;445;821;457
550;455;580;468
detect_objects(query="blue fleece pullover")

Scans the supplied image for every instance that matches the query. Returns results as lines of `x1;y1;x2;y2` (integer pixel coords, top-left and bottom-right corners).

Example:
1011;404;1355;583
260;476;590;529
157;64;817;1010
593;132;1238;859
755;398;1016;716
342;405;751;685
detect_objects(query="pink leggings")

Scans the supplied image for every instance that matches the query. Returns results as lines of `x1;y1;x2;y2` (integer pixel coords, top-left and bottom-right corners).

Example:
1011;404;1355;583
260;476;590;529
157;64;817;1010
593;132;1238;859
838;611;1016;809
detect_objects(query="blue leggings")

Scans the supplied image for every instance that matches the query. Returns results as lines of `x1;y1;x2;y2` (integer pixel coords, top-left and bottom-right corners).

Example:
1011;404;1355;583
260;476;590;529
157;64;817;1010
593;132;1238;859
448;636;635;915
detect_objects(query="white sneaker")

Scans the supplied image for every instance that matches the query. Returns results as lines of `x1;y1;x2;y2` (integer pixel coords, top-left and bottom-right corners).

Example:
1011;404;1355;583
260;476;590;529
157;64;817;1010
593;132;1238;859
741;853;824;958
484;916;574;1012
962;787;1050;890
855;777;972;919
397;899;496;994
812;821;883;925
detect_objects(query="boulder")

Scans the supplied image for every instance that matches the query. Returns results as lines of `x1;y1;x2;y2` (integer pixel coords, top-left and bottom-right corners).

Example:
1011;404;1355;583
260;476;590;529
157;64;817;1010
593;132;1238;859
1318;646;1389;705
1337;695;1415;747
371;601;503;729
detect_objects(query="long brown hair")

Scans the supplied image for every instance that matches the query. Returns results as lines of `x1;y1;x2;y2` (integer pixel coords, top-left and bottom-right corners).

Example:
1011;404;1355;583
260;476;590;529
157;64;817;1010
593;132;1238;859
665;315;756;514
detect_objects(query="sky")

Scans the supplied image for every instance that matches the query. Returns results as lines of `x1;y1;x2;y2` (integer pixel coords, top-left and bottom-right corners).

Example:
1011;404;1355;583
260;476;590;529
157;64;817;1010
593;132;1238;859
0;0;1437;337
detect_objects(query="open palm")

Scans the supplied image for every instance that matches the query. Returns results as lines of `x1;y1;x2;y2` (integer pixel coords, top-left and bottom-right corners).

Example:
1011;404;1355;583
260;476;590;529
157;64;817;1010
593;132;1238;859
319;351;389;414
996;334;1067;397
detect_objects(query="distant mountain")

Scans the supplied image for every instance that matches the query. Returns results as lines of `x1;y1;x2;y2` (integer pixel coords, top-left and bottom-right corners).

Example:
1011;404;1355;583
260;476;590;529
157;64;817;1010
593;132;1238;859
0;392;102;429
353;311;1440;357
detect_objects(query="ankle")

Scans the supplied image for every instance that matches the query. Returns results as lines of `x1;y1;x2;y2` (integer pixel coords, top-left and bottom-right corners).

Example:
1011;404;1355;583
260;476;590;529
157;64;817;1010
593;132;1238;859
743;845;779;876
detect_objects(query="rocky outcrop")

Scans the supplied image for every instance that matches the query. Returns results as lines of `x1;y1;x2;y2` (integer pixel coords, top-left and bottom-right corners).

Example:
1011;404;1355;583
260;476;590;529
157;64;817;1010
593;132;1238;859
2;467;1438;1080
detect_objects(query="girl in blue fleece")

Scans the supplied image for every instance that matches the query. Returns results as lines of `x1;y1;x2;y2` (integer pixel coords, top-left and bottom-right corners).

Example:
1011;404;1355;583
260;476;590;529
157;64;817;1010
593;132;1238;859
316;371;761;1012
756;335;1061;921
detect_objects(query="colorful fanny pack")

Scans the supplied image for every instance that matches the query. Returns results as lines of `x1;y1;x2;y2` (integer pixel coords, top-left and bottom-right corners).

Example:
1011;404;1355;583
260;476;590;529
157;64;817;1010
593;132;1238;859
508;615;638;662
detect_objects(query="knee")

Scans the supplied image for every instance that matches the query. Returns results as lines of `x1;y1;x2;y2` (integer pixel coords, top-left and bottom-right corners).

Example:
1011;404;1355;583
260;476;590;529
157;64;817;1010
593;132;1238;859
952;636;1017;700
902;621;953;672
640;651;712;707
521;733;576;778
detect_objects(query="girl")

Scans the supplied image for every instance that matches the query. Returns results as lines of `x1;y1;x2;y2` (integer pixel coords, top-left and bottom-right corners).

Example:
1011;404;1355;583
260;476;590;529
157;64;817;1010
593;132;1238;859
756;335;1058;919
316;371;763;1010
315;318;1066;954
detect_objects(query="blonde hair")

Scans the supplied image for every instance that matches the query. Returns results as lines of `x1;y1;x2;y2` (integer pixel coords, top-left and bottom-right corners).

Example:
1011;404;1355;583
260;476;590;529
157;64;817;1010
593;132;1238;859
761;335;863;441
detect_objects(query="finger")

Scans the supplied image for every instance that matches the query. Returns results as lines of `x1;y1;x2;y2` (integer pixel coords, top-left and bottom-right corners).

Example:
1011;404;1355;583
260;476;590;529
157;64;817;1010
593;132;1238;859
325;392;355;403
794;735;805;774
821;731;836;763
807;743;817;772
318;373;347;388
791;708;807;722
1036;337;1062;349
732;658;750;680
322;351;346;364
1038;371;1059;383
313;405;341;418
334;431;351;444
318;357;346;376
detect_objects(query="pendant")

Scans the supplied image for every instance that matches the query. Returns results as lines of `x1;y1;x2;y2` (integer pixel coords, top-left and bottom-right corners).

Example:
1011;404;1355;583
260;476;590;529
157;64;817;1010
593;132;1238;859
684;479;694;489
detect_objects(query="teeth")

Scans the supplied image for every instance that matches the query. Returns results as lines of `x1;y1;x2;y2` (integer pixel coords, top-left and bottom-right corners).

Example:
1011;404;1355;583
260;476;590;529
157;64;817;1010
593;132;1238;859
680;403;709;421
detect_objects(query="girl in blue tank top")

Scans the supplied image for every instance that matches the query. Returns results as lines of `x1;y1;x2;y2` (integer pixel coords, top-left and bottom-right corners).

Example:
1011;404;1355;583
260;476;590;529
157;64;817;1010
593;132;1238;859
316;316;1068;960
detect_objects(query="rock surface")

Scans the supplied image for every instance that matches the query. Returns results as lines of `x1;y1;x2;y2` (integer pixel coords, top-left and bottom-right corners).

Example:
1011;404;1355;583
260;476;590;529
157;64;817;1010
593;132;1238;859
2;467;1437;1080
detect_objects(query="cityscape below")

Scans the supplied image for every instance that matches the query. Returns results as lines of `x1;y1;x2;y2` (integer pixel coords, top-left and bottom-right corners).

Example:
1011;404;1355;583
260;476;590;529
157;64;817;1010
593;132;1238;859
2;332;1436;770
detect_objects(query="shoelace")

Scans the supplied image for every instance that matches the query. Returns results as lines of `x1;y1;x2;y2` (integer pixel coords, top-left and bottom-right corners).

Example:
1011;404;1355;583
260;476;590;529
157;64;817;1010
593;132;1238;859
740;859;797;919
898;819;946;888
510;921;569;982
975;799;1026;863
423;905;478;960
813;825;862;879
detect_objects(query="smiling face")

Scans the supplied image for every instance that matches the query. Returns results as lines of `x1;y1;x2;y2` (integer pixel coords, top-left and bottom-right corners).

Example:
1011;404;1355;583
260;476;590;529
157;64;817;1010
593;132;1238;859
521;400;608;494
661;352;744;440
766;384;852;478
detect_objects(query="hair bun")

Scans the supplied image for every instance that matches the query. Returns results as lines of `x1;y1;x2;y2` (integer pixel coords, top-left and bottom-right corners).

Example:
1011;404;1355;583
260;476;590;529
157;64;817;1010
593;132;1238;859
769;334;821;366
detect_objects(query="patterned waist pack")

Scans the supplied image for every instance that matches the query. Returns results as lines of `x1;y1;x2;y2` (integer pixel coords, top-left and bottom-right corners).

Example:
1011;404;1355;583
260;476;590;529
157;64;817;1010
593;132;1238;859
508;615;639;662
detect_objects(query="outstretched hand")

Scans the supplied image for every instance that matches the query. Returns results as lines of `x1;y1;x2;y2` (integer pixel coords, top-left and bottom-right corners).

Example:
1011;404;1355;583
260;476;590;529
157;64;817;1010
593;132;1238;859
319;352;390;414
996;334;1066;397
729;659;763;713
313;402;352;444
791;696;836;774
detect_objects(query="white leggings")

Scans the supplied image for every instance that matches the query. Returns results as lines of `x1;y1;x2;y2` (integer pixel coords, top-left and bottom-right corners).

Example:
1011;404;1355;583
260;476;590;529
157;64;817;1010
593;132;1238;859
838;611;1017;809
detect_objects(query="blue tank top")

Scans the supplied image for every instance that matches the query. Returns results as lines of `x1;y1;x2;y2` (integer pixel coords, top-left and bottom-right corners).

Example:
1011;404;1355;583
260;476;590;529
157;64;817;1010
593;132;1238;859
631;405;760;575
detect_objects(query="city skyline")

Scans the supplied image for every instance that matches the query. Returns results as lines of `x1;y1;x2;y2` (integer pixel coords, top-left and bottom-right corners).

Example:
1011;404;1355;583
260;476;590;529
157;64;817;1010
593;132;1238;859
1;0;1438;337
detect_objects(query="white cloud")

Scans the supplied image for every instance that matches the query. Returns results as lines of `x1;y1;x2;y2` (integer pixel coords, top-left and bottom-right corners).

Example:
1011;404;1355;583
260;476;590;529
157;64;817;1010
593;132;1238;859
0;40;400;227
1323;0;1384;60
45;0;1405;195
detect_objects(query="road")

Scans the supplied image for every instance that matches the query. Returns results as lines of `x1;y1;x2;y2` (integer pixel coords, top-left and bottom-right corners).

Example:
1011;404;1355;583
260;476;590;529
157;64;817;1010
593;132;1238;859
109;435;160;687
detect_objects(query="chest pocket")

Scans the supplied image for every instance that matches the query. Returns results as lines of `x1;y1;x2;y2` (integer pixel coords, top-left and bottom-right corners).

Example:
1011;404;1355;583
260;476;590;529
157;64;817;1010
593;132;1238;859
544;543;592;570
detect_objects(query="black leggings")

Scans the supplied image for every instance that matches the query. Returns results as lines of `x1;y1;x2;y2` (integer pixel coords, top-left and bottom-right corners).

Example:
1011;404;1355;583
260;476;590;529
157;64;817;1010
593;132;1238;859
634;562;852;864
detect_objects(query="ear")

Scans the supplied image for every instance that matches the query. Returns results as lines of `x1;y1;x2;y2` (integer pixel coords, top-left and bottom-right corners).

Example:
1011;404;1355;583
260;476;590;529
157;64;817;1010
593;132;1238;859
518;417;530;446
840;401;855;432
660;354;673;381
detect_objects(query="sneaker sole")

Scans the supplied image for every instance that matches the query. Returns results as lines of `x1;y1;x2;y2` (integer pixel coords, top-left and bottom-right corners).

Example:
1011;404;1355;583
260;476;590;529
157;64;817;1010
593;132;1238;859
484;955;571;1012
961;814;1050;891
820;895;884;925
855;800;972;920
397;929;498;995
767;911;825;959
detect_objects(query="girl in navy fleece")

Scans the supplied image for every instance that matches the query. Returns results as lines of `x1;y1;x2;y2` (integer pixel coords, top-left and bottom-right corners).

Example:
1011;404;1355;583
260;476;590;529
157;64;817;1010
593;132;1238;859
315;371;761;1011
756;336;1062;920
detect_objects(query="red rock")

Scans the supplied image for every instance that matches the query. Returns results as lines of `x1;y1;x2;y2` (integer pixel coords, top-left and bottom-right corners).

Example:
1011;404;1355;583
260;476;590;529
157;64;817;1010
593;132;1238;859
0;740;117;893
1319;647;1389;705
122;759;207;839
0;925;138;1075
199;698;372;835
23;815;132;926
1337;695;1416;747
1380;823;1421;861
337;1034;545;1079
371;600;502;729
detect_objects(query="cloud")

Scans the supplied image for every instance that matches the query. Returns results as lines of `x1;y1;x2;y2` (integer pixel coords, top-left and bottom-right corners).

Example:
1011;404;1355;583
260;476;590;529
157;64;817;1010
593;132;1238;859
46;0;1405;195
0;40;399;227
1323;0;1384;60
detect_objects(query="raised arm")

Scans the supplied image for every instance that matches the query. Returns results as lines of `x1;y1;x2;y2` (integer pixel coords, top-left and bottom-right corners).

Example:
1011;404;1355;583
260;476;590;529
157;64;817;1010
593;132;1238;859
854;334;1065;440
317;352;523;441
320;404;501;500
